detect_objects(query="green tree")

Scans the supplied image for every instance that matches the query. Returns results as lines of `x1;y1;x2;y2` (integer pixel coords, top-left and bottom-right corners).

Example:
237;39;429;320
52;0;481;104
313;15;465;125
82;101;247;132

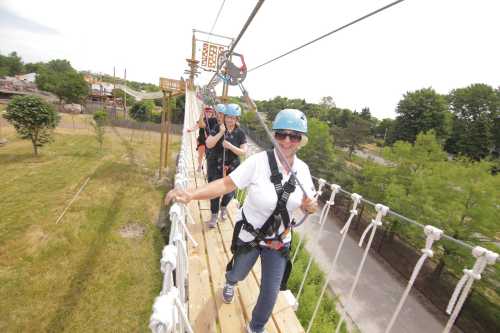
298;118;337;181
0;51;24;76
129;100;154;121
4;95;60;155
91;110;107;150
36;59;88;104
332;117;371;160
374;118;395;142
445;84;500;160
391;88;451;144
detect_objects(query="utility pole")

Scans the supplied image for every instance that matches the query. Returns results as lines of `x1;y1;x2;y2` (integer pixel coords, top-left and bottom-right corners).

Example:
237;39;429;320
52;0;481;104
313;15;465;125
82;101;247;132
113;66;116;119
123;68;127;119
185;30;200;90
159;92;167;178
163;91;173;171
158;78;185;178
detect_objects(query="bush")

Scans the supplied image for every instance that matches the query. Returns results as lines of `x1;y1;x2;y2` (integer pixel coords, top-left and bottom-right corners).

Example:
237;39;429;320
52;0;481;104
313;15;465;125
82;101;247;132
289;236;348;333
5;95;60;155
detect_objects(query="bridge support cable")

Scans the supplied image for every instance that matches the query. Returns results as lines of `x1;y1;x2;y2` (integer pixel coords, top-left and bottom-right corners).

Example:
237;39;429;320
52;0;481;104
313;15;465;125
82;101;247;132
291;179;327;265
335;203;389;333
384;226;443;333
248;0;407;73
295;182;338;301
443;247;498;333
305;192;361;333
207;0;266;88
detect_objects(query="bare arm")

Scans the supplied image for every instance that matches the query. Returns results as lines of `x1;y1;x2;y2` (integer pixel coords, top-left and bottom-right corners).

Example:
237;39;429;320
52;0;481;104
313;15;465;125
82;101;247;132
205;124;225;148
165;176;237;205
223;142;247;156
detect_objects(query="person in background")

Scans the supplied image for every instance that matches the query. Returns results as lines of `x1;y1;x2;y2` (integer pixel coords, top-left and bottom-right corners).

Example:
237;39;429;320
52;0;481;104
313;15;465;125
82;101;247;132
187;106;215;172
165;109;318;333
205;103;247;227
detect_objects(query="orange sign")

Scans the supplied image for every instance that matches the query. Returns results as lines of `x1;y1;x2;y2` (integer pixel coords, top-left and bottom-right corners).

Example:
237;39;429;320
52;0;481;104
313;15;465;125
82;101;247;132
201;42;226;71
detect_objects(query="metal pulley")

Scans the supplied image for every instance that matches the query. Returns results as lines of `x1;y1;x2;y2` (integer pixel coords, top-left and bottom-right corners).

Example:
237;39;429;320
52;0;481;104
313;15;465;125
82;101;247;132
217;51;247;86
201;85;217;105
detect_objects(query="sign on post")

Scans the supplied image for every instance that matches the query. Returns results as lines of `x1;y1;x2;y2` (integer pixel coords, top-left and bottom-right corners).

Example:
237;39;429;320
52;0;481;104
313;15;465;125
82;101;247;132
159;78;185;93
200;41;226;72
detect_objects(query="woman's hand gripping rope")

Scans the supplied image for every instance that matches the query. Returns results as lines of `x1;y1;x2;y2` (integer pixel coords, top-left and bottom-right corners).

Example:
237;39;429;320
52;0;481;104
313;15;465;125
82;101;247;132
301;195;318;214
165;188;193;205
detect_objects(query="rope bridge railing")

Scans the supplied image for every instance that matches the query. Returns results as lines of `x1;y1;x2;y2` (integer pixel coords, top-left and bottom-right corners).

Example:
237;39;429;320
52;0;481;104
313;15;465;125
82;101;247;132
231;82;499;332
149;87;200;333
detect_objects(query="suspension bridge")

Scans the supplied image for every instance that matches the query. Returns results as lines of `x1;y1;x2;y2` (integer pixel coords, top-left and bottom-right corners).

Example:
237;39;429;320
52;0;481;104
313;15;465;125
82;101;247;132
148;1;498;332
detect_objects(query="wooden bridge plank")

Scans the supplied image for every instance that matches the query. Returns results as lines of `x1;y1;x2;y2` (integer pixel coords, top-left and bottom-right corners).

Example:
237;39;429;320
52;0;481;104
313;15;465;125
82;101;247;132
187;200;217;333
217;214;280;333
201;208;246;333
225;200;305;333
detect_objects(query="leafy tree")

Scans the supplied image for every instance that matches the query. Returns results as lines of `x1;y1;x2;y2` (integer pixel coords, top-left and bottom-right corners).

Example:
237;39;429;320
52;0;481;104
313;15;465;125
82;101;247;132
445;84;500;160
332;117;371;159
24;62;46;74
36;59;88;104
419;159;500;278
0;51;24;76
91;110;107;150
299;118;337;180
129;100;154;121
319;96;336;109
374;118;395;141
357;132;499;279
359;107;372;121
4;95;60;155
390;88;451;144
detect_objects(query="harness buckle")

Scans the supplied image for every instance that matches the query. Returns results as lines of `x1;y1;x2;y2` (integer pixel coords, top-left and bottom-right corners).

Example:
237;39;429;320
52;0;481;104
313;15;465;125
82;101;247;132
266;240;285;251
270;174;283;184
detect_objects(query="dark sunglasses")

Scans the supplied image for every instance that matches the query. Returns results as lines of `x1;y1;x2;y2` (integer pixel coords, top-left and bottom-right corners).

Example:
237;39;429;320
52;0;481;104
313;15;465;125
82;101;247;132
274;131;302;143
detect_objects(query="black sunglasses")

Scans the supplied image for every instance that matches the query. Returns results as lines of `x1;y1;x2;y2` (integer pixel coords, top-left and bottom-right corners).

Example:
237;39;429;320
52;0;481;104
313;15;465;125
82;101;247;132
274;131;302;143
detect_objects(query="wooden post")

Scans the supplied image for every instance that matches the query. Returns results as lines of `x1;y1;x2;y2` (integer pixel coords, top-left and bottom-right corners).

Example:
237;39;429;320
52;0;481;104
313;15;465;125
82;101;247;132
190;32;196;88
163;91;173;171
123;68;127;119
159;91;167;178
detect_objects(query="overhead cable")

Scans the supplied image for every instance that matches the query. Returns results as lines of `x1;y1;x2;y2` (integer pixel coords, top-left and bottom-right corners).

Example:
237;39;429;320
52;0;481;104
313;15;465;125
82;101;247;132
209;0;227;37
208;0;266;87
248;0;407;72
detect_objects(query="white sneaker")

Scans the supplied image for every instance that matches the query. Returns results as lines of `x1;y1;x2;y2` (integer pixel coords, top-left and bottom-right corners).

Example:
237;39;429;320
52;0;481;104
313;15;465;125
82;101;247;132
207;213;218;228
220;207;227;221
222;283;235;304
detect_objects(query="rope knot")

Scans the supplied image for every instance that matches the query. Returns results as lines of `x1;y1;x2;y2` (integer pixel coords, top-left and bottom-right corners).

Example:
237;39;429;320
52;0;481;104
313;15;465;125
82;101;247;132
421;248;434;257
463;269;481;280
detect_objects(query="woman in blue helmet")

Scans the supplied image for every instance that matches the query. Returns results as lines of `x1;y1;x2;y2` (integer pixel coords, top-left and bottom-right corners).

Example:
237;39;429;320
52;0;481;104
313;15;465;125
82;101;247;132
205;103;248;228
166;109;318;333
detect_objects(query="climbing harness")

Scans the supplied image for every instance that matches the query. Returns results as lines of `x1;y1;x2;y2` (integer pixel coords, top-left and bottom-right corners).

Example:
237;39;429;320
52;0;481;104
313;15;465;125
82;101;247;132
226;150;297;289
217;50;247;85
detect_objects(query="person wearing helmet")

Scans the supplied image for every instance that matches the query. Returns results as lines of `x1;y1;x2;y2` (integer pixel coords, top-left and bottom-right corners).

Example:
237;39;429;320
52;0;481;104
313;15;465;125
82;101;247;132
205;103;247;227
165;109;318;333
188;106;216;172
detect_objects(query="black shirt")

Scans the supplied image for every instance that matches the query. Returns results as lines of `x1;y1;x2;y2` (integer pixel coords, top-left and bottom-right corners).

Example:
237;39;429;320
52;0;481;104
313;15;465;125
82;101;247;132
207;125;246;164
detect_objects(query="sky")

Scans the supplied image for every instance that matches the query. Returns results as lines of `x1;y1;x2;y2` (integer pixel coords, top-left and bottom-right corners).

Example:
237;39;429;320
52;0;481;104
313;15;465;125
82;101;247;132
0;0;499;119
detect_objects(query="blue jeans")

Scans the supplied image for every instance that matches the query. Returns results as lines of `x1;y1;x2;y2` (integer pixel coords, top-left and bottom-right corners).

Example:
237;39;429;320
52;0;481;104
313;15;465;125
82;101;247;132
226;243;288;333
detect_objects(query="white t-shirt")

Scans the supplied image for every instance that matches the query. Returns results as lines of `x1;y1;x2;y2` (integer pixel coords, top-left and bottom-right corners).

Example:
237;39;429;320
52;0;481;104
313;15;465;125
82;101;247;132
229;150;316;244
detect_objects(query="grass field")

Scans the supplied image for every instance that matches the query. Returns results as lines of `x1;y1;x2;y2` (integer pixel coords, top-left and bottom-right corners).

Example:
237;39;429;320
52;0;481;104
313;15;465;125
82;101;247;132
0;113;179;332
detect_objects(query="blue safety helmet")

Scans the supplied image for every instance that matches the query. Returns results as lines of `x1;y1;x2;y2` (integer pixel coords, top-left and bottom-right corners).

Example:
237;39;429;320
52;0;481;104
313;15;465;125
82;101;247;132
215;104;226;114
224;103;241;117
272;109;308;134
